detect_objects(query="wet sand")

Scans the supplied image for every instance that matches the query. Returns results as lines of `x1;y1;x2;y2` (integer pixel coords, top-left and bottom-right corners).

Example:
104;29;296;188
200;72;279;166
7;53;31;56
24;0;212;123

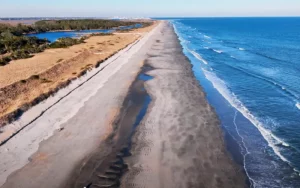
0;21;246;188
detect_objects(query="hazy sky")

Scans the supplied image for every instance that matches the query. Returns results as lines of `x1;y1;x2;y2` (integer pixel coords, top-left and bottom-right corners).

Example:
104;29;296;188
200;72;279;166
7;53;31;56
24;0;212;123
1;0;300;17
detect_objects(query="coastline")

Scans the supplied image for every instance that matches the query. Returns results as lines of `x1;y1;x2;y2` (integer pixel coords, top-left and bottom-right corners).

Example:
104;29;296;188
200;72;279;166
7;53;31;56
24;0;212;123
0;21;246;188
121;22;246;187
171;18;300;187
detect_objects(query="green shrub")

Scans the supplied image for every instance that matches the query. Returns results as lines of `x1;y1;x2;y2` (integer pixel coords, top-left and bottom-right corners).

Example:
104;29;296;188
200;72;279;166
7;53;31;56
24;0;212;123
49;37;83;48
0;56;12;66
0;20;153;66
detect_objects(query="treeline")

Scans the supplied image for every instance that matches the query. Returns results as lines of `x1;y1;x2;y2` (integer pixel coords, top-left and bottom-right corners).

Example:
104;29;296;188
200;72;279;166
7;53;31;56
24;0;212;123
0;32;49;65
0;19;141;36
34;19;140;32
0;20;153;66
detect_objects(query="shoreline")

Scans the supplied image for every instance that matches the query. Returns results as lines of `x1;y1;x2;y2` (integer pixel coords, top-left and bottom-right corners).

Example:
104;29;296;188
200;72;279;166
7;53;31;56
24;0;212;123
121;22;246;187
0;21;246;188
172;19;300;187
172;22;253;186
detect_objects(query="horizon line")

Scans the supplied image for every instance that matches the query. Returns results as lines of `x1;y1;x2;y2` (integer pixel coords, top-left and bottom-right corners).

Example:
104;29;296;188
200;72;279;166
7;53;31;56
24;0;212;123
0;15;300;19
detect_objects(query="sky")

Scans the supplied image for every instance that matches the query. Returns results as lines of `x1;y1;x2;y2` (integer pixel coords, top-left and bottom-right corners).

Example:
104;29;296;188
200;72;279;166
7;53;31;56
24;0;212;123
0;0;300;18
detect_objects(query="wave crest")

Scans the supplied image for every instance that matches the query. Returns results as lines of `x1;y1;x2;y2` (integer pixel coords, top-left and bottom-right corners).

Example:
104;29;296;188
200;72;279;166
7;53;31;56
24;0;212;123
201;68;292;164
188;49;208;65
212;49;223;54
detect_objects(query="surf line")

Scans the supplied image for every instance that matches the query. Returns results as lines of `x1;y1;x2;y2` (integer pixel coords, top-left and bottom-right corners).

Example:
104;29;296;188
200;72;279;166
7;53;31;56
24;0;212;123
66;63;153;188
233;111;255;188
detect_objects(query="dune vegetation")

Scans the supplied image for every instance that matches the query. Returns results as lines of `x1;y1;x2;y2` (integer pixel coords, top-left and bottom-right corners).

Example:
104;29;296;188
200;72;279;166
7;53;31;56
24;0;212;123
0;19;151;66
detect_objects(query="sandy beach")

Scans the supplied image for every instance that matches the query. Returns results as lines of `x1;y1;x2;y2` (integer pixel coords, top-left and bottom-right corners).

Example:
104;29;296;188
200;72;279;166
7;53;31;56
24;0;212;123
120;22;246;188
0;21;246;188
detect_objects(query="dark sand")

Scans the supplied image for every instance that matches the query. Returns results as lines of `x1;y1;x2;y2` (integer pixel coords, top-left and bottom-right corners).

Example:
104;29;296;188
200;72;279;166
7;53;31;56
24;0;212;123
63;66;152;188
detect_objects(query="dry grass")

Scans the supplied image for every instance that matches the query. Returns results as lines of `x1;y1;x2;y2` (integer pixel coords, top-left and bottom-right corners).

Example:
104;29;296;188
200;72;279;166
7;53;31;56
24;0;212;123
0;21;158;126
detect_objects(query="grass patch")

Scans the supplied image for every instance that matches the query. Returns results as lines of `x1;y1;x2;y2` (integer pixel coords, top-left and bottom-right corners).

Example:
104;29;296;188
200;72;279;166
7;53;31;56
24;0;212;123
90;33;113;37
0;56;12;66
49;37;83;49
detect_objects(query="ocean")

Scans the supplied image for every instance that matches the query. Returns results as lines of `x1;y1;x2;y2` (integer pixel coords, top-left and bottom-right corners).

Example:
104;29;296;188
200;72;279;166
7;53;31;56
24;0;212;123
170;17;300;187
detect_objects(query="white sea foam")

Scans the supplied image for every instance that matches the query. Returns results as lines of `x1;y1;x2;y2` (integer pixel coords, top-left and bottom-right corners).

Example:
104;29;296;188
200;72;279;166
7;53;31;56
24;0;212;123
171;21;299;183
293;168;300;176
282;142;290;147
171;21;300;183
201;68;292;164
173;25;208;66
204;35;211;39
173;23;292;158
188;49;208;65
272;133;290;147
213;49;223;54
204;47;209;49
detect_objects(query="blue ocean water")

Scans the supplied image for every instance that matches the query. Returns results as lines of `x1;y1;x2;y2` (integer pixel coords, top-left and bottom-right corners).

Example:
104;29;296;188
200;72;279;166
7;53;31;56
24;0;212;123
27;24;142;42
170;18;300;187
